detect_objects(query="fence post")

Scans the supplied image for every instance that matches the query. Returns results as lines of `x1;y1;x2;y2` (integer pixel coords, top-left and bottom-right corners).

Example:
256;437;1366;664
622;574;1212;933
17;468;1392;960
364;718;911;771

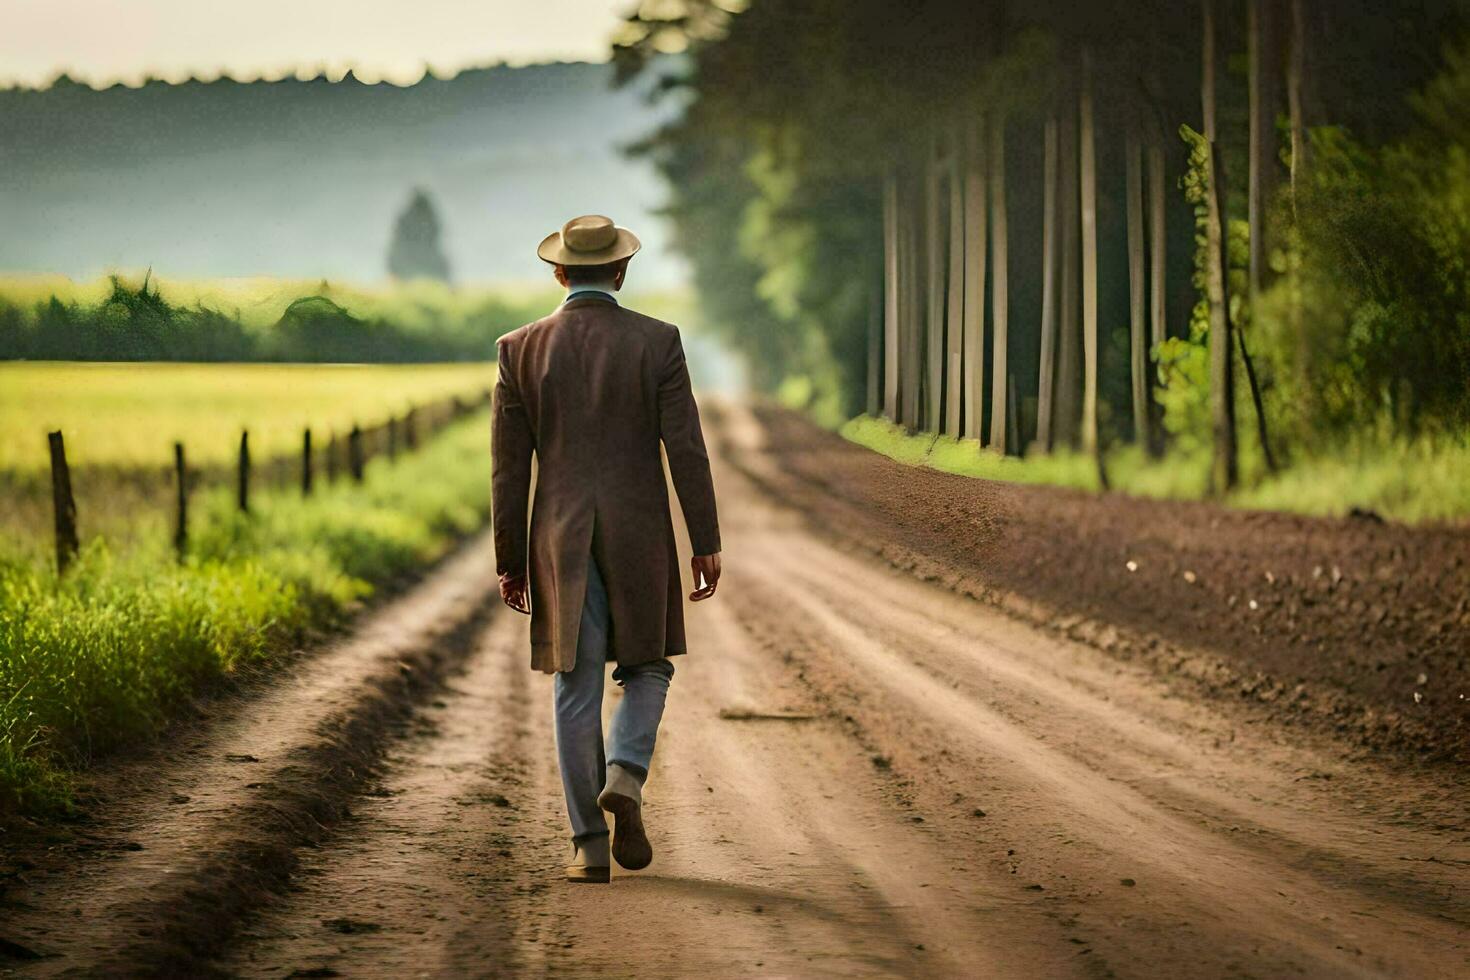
173;441;188;560
348;425;365;483
387;416;399;462
47;431;79;574
238;430;250;513
302;427;314;496
326;432;339;483
404;407;418;451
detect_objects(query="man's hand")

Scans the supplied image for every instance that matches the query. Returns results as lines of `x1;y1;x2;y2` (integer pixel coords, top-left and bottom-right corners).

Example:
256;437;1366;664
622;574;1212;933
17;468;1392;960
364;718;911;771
499;572;530;614
690;553;721;601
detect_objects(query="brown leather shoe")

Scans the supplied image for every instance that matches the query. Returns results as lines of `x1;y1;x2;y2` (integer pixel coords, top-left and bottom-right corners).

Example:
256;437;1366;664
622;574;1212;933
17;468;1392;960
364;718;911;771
597;765;652;871
565;835;610;884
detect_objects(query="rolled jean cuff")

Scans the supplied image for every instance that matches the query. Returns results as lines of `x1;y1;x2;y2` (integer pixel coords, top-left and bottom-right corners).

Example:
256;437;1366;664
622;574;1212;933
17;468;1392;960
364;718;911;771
608;759;648;781
572;829;610;843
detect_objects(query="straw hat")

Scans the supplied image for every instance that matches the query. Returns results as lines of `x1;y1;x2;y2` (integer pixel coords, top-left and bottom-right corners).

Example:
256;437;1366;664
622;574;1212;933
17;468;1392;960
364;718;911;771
537;214;642;266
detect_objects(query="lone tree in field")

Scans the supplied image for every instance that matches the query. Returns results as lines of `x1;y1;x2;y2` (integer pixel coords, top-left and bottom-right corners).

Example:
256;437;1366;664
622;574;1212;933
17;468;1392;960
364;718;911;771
387;189;452;283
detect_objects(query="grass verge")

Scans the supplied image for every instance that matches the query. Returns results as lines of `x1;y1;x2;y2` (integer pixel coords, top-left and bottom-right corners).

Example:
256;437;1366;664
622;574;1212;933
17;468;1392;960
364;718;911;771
0;414;490;818
841;414;1470;523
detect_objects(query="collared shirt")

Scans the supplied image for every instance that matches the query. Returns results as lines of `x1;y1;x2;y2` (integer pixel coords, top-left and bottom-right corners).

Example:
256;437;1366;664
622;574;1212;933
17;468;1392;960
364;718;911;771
564;281;619;306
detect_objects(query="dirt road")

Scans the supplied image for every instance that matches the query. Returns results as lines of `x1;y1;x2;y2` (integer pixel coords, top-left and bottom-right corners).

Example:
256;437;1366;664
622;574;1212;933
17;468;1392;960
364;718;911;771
3;403;1466;978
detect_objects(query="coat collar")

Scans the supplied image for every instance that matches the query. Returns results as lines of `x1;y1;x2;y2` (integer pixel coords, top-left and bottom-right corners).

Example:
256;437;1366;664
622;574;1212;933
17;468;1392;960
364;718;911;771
560;294;619;313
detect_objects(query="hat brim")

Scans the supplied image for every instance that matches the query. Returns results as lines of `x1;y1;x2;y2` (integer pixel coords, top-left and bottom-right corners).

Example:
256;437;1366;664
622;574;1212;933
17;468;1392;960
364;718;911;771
537;226;642;266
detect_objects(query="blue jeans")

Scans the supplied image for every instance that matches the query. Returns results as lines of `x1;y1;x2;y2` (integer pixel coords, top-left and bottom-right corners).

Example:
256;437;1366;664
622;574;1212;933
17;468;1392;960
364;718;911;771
553;557;675;841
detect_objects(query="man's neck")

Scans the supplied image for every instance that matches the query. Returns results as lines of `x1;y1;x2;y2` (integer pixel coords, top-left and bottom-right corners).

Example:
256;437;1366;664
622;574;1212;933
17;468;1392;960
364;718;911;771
565;279;619;302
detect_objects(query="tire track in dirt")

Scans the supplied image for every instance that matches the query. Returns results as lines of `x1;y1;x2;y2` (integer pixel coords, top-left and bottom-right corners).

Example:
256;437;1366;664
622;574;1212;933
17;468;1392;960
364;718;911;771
217;608;556;978
1;537;499;978
762;546;1465;919
211;412;1084;978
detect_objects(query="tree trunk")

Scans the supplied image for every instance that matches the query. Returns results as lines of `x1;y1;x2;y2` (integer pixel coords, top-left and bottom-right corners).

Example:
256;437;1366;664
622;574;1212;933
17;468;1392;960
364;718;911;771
883;173;900;420
1238;328;1276;470
1246;0;1280;472
962;115;988;441
988;114;1010;453
1147;135;1167;457
1079;49;1100;463
925;137;945;432
1055;82;1082;450
946;129;966;436
1203;0;1239;493
1287;0;1309;208
867;274;882;417
1248;0;1280;302
1126;124;1149;447
901;169;923;429
1007;370;1021;456
1035;112;1060;452
1287;0;1311;419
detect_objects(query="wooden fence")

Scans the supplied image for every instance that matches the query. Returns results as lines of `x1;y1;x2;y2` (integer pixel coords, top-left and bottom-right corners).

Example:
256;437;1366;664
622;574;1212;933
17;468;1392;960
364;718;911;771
40;390;492;573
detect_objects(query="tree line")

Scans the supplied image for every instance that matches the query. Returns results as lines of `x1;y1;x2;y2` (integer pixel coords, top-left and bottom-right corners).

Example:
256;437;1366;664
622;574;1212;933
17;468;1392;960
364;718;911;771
616;0;1470;490
0;275;541;363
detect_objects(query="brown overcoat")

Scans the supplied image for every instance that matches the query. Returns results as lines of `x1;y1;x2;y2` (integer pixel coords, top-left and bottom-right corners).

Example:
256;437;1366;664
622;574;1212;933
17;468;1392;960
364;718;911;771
491;296;721;673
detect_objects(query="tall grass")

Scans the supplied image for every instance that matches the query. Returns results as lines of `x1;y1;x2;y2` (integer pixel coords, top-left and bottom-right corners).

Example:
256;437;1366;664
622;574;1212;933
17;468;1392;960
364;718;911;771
0;415;491;817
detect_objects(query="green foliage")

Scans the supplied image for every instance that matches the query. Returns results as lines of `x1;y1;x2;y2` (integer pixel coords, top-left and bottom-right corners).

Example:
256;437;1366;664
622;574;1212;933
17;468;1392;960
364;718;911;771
1161;125;1220;461
0;416;490;816
1167;124;1271;476
1254;43;1470;442
1155;333;1210;457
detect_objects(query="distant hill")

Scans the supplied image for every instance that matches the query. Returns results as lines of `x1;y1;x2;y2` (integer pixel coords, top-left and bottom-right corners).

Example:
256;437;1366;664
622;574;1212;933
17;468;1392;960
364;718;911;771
0;62;687;287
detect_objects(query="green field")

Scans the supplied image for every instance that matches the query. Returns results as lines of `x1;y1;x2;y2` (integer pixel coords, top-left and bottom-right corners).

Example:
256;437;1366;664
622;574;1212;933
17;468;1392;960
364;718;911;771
1;361;495;470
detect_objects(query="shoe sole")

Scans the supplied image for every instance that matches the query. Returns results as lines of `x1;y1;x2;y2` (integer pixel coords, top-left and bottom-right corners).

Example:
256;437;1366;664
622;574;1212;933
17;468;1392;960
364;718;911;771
565;866;611;884
599;792;652;870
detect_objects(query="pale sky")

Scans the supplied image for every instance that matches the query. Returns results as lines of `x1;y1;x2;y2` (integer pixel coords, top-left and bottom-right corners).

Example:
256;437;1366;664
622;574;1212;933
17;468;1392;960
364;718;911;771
0;0;635;88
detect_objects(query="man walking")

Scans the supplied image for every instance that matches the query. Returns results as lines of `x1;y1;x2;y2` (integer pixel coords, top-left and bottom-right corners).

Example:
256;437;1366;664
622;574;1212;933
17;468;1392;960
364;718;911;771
492;215;722;884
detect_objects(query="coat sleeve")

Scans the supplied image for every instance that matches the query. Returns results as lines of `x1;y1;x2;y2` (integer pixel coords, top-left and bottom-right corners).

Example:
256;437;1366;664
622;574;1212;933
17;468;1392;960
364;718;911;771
658;327;721;556
491;338;535;576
